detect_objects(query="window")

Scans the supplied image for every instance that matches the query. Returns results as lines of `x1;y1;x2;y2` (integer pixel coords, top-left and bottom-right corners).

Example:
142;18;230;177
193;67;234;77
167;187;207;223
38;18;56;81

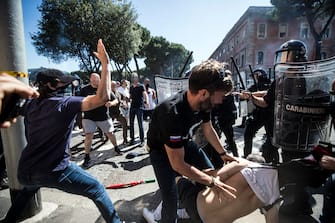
241;54;245;67
257;51;264;65
235;34;239;46
257;23;266;39
242;29;246;40
321;52;327;59
322;27;330;39
300;23;309;39
279;23;288;38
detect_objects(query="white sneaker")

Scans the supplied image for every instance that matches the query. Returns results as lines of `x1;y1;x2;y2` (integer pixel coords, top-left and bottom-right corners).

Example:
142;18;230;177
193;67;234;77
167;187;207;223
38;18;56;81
143;208;157;223
153;201;162;221
177;208;190;219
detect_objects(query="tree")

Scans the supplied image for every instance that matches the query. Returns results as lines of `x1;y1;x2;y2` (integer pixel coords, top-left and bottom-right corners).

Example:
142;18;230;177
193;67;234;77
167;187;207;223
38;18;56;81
31;0;142;74
143;36;193;77
132;24;151;76
271;0;335;60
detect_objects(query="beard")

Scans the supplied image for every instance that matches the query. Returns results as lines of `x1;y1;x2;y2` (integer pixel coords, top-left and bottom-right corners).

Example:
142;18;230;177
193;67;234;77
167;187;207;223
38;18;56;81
198;97;213;112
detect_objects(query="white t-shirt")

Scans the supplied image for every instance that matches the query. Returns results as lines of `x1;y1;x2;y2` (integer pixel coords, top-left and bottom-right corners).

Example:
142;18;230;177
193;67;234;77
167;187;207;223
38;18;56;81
145;88;156;110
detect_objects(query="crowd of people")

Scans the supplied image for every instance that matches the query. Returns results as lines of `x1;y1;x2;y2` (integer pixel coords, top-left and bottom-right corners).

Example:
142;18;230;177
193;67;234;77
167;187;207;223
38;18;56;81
0;38;335;223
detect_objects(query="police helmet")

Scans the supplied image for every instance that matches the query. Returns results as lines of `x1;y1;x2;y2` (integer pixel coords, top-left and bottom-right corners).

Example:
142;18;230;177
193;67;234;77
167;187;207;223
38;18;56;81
253;68;269;83
275;40;307;64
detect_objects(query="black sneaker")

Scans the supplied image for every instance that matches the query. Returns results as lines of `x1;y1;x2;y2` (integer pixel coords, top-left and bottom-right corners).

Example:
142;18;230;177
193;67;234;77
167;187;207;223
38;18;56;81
0;176;8;189
83;154;91;168
139;141;145;147
115;146;123;155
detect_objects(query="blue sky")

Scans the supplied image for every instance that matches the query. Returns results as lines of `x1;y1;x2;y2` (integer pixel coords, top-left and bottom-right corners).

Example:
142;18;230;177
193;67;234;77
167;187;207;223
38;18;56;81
22;0;272;72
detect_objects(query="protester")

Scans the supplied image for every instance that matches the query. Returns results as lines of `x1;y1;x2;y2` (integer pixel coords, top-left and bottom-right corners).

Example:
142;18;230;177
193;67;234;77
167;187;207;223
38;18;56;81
110;81;128;145
0;73;39;128
2;39;121;223
79;72;121;167
129;73;148;146
147;59;237;222
0;74;39;189
117;79;130;126
143;78;157;121
176;151;333;223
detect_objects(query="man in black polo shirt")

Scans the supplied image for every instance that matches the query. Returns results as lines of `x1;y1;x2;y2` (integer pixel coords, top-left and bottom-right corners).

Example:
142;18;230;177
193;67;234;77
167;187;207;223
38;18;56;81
147;59;237;223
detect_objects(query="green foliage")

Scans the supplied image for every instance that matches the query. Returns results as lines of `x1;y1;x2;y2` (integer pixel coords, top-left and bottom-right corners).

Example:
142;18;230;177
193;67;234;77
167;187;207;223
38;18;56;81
31;0;142;73
135;24;151;58
143;36;193;77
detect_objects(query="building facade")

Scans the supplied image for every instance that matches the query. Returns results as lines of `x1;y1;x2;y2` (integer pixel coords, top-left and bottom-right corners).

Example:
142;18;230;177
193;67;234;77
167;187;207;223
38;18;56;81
210;6;335;87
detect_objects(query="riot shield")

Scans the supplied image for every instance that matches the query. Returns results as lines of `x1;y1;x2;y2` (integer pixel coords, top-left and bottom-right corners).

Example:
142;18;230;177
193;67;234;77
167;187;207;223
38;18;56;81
273;56;335;151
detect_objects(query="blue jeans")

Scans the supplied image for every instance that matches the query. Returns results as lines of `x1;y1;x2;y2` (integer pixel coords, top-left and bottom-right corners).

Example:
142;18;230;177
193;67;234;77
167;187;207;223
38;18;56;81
16;162;120;223
129;107;144;142
149;141;213;223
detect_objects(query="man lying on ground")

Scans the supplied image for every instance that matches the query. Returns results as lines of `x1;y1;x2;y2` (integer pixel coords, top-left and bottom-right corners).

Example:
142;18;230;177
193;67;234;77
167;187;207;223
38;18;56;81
176;151;333;223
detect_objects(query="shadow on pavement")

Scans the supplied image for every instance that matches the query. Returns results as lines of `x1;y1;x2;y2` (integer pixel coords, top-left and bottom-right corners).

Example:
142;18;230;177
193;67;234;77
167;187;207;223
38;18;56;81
119;156;151;171
114;190;161;223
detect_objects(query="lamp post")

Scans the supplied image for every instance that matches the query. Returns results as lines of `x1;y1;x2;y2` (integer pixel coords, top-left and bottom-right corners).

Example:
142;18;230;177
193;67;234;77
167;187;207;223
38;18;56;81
0;0;41;220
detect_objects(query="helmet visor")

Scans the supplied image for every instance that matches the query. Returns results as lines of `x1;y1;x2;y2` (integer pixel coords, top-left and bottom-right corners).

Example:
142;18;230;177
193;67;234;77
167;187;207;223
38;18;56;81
275;51;289;64
275;50;306;64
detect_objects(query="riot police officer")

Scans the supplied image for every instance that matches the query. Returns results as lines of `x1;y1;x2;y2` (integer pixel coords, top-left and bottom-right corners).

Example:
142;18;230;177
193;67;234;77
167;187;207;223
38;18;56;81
243;68;272;159
241;40;313;216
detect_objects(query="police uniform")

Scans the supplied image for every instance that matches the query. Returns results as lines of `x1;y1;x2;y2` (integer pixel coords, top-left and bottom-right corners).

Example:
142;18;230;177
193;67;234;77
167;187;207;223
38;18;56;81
243;75;276;162
214;94;238;157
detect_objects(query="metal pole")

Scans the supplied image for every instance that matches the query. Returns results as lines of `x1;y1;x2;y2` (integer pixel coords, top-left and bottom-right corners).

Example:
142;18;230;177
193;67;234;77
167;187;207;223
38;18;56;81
0;0;41;220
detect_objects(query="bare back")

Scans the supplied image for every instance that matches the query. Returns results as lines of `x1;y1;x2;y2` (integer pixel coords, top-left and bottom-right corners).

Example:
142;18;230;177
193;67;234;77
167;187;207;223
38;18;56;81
197;171;263;223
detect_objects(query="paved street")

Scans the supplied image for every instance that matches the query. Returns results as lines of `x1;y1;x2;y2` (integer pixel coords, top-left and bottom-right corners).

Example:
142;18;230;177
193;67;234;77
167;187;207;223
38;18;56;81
0;117;326;222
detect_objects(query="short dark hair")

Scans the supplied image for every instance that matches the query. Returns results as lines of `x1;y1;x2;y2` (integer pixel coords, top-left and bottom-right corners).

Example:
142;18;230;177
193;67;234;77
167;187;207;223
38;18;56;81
188;59;233;94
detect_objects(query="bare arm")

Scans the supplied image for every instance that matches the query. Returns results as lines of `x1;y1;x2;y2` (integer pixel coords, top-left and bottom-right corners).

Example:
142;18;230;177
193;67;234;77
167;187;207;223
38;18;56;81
143;90;149;108
320;155;335;171
0;73;39;128
165;145;236;200
250;94;269;108
81;39;111;111
214;158;248;181
265;205;279;223
105;98;119;108
236;91;269;108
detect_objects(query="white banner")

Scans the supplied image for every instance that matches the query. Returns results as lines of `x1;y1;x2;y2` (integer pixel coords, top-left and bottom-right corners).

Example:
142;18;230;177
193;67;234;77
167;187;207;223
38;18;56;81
154;75;189;103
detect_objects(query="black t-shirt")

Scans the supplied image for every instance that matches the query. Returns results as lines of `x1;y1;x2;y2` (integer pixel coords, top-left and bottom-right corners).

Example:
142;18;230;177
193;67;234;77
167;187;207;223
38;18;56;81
79;84;110;121
147;91;211;151
130;83;145;109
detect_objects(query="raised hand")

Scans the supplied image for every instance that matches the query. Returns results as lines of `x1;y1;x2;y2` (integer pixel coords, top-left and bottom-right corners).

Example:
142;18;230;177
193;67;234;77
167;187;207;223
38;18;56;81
93;39;110;65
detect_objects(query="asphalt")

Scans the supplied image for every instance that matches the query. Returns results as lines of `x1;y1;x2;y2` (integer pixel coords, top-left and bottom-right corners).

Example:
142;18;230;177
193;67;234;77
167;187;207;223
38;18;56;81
0;118;326;223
